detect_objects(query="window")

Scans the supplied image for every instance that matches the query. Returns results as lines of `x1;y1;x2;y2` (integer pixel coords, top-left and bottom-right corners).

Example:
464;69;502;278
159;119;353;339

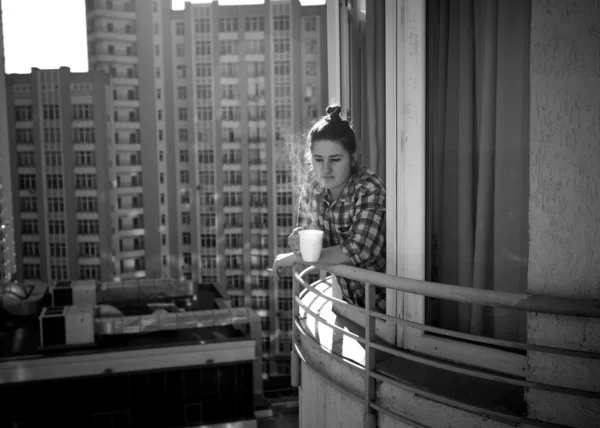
77;219;99;235
195;18;210;34
220;63;238;78
22;242;40;257
252;296;268;310
51;265;68;280
19;174;36;190
20;197;37;212
304;16;317;32
180;170;189;183
200;213;216;227
178;107;188;121
305;38;318;54
17;152;35;167
219;17;238;33
198;171;214;185
16;128;33;144
196;84;212;99
15;105;32;121
196;62;212;77
274;61;290;76
176;22;185;35
276;213;293;228
44;127;61;143
219;40;238;56
47;197;64;212
181;212;190;225
76;196;98;212
197;107;212;121
278;297;292;311
48;220;65;235
46;175;63;189
181;190;190;204
73;127;95;143
176;43;184;57
43;104;60;120
178;128;188;142
176;65;186;79
73;104;93;120
245;16;264;32
195;41;211;56
273;15;290;32
79;264;100;280
177;86;187;99
21;219;39;235
75;174;97;189
23;264;41;279
79;242;99;257
198;149;214;164
273;38;290;54
200;234;216;247
221;83;238;99
75;151;95;166
179;149;189;163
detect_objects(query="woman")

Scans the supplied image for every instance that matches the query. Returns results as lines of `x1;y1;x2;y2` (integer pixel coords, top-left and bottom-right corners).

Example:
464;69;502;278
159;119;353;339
272;105;387;312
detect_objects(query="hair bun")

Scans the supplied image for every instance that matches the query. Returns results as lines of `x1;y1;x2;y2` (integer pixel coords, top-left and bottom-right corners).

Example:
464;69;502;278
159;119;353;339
326;105;342;120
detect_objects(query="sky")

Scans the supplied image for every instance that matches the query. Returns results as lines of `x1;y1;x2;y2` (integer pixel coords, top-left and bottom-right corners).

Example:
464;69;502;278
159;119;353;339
2;0;324;74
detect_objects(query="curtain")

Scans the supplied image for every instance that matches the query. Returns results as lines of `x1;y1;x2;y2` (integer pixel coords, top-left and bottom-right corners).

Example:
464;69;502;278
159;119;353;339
364;0;386;179
427;0;530;342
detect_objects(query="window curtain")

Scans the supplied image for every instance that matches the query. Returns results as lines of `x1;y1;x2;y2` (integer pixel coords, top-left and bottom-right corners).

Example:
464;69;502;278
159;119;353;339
427;0;531;342
363;0;386;179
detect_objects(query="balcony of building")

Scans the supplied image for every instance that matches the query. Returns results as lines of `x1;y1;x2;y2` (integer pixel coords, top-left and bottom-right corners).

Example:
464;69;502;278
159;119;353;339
290;0;600;427
86;1;136;21
291;264;600;428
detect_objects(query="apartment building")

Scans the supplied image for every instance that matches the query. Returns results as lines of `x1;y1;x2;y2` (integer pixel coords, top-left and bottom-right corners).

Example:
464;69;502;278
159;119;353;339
0;0;16;283
85;0;327;379
6;68;114;282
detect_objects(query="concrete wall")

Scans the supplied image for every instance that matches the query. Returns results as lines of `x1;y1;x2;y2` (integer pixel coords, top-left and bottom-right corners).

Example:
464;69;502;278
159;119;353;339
527;1;600;426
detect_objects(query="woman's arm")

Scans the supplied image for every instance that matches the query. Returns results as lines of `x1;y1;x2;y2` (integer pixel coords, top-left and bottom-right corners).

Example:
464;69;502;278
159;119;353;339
316;245;353;266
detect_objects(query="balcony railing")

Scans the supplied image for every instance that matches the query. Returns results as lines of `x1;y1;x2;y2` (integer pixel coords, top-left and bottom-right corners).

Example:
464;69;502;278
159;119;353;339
291;264;600;428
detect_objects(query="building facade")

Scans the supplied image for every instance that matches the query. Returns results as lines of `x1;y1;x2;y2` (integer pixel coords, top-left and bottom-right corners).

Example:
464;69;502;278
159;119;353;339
6;68;114;282
84;0;327;379
0;0;16;283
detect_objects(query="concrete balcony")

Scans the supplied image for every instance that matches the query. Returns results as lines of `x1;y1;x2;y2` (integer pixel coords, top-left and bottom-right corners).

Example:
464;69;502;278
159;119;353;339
292;266;600;428
113;98;140;108
88;31;136;43
111;76;139;86
87;8;135;21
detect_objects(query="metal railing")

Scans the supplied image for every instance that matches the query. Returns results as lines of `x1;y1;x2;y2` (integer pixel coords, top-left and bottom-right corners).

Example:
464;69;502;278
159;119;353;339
291;264;600;428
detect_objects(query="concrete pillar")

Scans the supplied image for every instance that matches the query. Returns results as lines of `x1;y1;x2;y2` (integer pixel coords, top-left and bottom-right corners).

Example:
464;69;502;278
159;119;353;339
527;1;600;427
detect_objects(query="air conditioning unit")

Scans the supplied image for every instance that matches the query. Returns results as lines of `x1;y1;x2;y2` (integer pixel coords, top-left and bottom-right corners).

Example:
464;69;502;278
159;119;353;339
39;306;95;348
51;280;96;308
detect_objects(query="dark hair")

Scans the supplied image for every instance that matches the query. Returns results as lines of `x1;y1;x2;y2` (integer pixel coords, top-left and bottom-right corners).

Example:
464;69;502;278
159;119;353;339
307;105;357;155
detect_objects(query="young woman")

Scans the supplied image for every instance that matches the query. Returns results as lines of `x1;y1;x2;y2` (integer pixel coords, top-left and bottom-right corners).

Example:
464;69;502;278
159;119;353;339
272;105;387;312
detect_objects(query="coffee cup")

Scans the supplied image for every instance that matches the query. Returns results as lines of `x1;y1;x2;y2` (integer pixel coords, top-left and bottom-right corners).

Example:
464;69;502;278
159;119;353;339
298;230;324;262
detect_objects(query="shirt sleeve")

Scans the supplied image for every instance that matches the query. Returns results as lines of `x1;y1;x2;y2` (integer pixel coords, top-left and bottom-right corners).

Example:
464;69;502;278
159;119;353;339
340;186;386;266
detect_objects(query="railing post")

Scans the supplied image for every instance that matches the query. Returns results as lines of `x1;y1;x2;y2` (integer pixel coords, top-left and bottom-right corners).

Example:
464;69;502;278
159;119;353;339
364;282;377;428
291;264;301;387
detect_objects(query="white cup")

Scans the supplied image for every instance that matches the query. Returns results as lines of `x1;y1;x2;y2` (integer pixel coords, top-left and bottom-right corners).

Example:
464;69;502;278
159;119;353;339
298;230;324;262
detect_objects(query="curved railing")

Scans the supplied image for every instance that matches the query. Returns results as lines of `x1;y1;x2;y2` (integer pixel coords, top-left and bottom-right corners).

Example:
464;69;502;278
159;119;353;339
291;263;600;428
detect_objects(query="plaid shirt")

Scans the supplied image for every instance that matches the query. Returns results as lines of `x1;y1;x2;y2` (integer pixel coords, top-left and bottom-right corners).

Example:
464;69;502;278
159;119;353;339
296;166;387;312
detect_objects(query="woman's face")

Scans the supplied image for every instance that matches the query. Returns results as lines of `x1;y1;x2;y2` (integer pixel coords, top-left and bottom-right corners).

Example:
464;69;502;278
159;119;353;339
311;139;353;198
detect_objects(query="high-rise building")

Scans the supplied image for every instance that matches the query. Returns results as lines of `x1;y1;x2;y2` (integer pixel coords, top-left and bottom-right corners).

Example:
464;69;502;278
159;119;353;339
5;67;114;282
0;0;16;283
85;0;327;379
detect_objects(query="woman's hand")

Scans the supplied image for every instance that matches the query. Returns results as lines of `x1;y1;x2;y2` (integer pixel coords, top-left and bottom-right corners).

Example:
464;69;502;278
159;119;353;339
270;252;300;281
288;226;305;257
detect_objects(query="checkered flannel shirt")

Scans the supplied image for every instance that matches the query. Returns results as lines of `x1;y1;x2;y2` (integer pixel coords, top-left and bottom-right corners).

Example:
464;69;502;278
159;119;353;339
296;166;387;313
